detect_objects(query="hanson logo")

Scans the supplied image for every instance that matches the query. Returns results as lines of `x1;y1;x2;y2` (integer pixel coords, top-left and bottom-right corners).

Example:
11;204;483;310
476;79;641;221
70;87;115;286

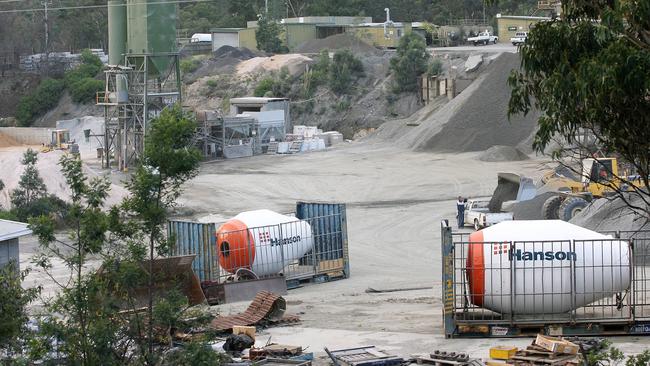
509;249;577;261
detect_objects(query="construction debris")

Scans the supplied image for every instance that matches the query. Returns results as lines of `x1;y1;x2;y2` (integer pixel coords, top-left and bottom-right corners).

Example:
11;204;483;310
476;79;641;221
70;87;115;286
211;291;300;332
250;344;303;360
488;335;582;366
325;346;403;366
223;334;255;353
417;350;484;366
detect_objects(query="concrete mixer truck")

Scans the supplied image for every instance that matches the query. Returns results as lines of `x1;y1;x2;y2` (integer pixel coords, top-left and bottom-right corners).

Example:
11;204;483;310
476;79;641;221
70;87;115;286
215;209;314;278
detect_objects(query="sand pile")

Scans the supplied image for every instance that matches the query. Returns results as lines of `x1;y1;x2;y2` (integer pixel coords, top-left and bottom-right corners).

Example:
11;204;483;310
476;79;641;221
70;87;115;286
393;53;540;152
236;54;313;76
478;145;529;162
0;132;21;148
295;33;379;55
0;149;128;208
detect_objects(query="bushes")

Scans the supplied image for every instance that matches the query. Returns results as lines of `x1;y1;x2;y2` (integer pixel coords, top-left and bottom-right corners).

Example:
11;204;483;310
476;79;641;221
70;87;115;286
428;58;443;76
69;78;104;103
254;77;275;97
390;33;430;93
180;58;201;74
15;79;65;126
328;49;364;95
15;49;104;126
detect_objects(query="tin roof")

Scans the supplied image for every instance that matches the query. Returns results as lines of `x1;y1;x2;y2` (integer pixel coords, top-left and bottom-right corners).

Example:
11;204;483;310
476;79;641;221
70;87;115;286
230;97;289;105
0;219;31;241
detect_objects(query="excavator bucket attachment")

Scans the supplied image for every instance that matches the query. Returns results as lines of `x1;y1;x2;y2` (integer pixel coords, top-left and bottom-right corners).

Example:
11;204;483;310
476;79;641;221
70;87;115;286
488;173;537;212
98;255;206;311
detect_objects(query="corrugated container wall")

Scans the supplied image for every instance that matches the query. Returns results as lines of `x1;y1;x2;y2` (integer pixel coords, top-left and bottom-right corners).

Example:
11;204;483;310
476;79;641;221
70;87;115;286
168;221;217;282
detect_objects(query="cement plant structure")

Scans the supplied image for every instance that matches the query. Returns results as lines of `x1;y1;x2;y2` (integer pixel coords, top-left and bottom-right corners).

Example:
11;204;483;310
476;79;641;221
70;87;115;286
97;0;181;170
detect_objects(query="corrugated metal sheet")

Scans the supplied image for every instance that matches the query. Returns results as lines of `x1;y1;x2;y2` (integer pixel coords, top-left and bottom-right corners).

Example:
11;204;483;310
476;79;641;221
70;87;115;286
168;220;216;282
295;202;349;276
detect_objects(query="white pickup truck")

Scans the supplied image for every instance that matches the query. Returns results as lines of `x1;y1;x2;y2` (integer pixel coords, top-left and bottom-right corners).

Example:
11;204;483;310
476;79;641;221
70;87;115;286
510;31;528;45
467;32;499;46
464;199;514;230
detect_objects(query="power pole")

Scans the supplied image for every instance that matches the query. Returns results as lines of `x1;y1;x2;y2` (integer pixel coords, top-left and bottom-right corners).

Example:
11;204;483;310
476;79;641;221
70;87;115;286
42;0;52;75
265;0;268;15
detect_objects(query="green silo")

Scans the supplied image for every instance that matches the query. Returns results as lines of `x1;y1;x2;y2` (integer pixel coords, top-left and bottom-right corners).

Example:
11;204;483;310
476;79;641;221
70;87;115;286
126;0;177;75
108;0;127;65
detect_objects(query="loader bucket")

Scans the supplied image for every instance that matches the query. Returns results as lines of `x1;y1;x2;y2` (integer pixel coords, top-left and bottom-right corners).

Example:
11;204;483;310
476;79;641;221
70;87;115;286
488;173;537;212
98;255;207;310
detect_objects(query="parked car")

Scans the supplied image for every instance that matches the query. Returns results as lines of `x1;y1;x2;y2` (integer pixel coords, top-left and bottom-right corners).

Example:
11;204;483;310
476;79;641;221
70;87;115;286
464;199;514;230
510;31;528;46
467;31;499;46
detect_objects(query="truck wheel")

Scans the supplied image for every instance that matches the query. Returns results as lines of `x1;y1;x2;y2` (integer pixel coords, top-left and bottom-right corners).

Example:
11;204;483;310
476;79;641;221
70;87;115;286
559;197;588;221
474;219;480;231
542;195;563;220
494;39;498;44
483;40;488;45
473;41;478;46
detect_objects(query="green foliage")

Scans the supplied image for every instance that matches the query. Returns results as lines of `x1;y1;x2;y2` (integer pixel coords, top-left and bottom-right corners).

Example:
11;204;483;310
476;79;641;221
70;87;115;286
11;148;47;209
0;261;40;355
329;49;364;95
180;58;202;75
334;100;351;112
255;15;287;54
626;350;650;366
507;0;650;216
15;79;65;126
118;104;201;361
162;341;232;366
254;77;276;97
28;154;121;364
70;78;105;103
15;49;103;125
390;33;429;93
427;58;443;76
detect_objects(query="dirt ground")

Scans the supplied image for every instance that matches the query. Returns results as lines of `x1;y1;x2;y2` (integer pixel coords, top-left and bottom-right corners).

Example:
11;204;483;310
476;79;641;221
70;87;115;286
7;136;649;358
173;140;649;357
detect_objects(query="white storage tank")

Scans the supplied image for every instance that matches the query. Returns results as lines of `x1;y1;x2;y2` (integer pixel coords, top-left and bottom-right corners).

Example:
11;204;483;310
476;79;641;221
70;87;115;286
216;210;313;277
466;220;630;314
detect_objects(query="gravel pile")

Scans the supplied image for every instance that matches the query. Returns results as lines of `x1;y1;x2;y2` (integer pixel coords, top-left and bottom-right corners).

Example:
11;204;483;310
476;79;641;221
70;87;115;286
478;145;529;162
394;53;540;153
213;46;257;60
571;195;650;233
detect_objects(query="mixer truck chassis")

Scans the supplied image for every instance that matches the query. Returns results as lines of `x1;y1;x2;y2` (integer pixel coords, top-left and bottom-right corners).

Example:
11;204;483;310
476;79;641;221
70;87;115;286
441;220;650;338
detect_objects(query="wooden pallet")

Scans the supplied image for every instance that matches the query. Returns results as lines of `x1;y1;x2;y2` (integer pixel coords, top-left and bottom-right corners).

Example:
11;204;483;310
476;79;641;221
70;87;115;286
509;344;580;365
286;271;347;289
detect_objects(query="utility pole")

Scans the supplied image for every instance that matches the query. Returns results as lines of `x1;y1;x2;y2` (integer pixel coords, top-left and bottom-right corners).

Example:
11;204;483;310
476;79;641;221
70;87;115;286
265;0;268;15
42;0;52;75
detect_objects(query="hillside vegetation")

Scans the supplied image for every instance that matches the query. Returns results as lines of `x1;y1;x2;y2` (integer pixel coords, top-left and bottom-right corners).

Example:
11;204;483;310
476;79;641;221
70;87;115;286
0;0;538;55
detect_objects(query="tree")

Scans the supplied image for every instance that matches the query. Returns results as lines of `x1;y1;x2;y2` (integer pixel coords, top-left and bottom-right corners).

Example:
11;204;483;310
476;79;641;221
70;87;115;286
507;1;650;218
255;15;286;53
116;105;201;364
389;33;429;93
0;261;40;358
29;154;125;364
11;148;47;209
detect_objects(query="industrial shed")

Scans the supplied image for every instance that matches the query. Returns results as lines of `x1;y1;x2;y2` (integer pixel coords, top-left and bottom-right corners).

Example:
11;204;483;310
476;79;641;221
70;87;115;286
0;219;32;271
